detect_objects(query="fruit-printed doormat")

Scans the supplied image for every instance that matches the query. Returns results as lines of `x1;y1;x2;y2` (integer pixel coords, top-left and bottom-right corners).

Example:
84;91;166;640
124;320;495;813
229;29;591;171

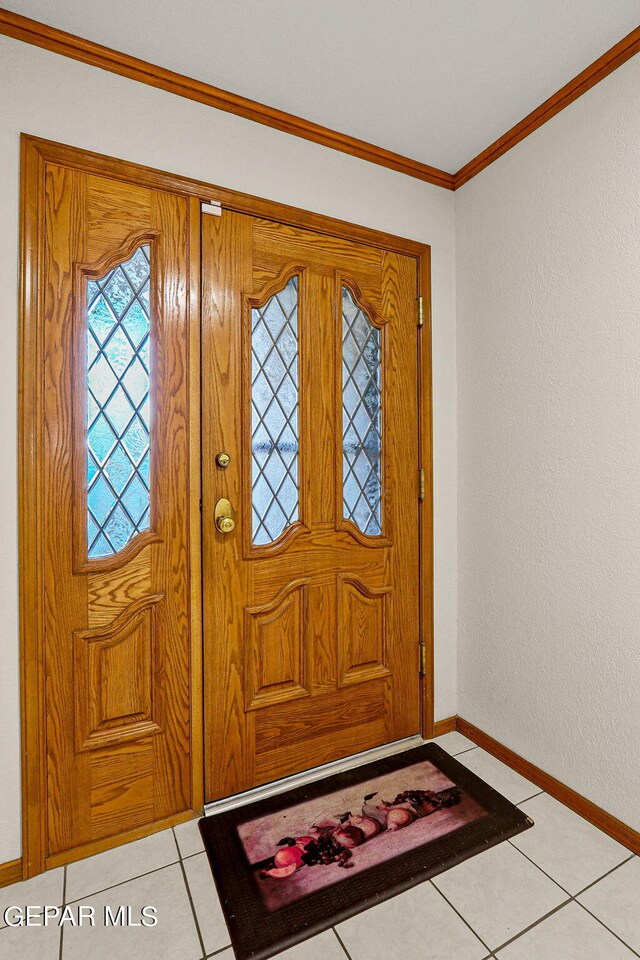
199;742;533;960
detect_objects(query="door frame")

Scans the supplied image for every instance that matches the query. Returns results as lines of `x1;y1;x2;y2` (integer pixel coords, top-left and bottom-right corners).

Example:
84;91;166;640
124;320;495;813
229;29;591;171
18;134;434;879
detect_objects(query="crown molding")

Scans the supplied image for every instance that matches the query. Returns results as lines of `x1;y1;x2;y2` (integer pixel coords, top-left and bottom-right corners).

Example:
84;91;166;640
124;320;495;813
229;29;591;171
454;25;640;188
0;7;455;190
0;8;638;191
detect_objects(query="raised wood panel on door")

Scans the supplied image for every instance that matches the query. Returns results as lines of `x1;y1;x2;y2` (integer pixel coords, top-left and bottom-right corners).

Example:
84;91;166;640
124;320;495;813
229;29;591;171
41;165;193;859
202;213;420;800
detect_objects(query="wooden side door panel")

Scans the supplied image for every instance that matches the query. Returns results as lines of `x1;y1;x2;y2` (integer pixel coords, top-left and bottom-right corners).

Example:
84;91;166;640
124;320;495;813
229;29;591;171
41;165;194;859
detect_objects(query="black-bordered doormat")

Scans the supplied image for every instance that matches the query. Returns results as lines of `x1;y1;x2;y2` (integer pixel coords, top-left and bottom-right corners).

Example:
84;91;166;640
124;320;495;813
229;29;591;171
199;742;533;960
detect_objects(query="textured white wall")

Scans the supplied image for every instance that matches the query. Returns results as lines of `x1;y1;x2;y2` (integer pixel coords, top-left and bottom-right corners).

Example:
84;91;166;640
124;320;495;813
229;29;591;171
456;56;640;829
0;36;457;862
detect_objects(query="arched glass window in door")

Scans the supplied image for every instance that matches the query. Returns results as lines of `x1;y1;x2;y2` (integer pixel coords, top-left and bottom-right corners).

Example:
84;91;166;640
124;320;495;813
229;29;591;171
342;285;382;536
250;275;300;545
85;244;152;559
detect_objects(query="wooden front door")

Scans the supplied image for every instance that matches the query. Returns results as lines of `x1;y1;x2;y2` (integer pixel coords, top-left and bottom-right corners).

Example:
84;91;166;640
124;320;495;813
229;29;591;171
33;157;197;863
202;210;423;801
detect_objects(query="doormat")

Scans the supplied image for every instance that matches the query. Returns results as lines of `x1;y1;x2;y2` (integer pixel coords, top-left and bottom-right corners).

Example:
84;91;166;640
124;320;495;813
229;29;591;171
199;742;533;960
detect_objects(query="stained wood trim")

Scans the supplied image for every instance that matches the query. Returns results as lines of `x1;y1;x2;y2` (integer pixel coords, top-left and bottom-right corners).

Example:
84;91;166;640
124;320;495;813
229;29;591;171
432;716;457;736
19;135;48;878
22;136;430;257
19;134;433;874
45;810;197;870
457;717;640;855
187;195;204;814
0;858;23;889
2;11;639;192
454;26;640;188
0;7;454;190
418;247;434;738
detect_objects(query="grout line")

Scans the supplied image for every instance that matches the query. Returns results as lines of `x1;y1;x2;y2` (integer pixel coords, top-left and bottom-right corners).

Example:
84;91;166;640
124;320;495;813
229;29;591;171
206;946;233;958
58;865;67;960
64;858;181;905
451;746;479;756
490;847;640;956
173;827;208;960
429;879;494;954
516;790;544;805
492;896;573;953
332;926;354;959
573;854;635;898
506;840;572;896
575;900;640;959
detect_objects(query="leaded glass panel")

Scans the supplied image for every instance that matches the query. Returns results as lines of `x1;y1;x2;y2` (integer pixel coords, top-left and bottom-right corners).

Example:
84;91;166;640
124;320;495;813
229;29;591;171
342;285;382;536
86;245;151;559
251;276;299;545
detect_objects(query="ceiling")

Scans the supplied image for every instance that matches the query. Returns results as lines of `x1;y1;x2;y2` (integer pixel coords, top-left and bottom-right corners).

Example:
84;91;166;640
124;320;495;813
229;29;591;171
4;0;639;172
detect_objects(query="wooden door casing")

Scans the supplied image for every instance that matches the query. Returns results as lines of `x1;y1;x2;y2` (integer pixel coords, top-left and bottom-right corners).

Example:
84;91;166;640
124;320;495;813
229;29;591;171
33;159;196;864
20;136;432;878
202;212;422;800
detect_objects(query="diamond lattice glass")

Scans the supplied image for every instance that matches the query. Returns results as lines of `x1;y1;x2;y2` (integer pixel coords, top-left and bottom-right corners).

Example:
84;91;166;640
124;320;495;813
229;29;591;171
251;276;299;544
86;245;151;559
342;285;382;536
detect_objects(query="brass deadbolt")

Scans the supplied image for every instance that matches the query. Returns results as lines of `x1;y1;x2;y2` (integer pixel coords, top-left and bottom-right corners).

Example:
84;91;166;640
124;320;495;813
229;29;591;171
216;452;231;468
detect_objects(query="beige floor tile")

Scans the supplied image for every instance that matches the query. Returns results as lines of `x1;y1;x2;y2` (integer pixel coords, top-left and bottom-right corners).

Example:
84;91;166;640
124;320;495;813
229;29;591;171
497;902;636;959
174;818;205;859
454;748;538;804
336;880;488;960
431;731;478;756
512;794;631;894
205;930;347;959
183;852;230;955
65;828;178;902
578;857;640;952
62;862;201;960
272;928;347;959
0;866;64;929
0;916;61;960
432;841;567;949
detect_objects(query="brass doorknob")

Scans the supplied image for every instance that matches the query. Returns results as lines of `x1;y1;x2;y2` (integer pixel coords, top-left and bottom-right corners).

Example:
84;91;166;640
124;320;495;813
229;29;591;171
214;497;235;534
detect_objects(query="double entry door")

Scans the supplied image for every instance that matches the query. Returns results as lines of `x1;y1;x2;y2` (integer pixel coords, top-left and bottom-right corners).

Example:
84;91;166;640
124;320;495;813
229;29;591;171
201;211;423;800
24;139;426;872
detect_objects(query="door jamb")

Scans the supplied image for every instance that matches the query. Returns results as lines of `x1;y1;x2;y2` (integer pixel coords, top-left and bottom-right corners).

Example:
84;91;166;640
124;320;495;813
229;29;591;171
18;133;433;879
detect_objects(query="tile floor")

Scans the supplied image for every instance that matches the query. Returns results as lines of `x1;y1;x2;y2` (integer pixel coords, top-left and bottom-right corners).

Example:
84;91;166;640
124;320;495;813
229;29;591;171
0;731;637;960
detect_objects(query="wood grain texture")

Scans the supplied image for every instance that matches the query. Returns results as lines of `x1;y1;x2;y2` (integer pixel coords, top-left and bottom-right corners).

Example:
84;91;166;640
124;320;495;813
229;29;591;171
44;809;195;870
417;246;434;738
0;858;23;889
20;137;432;873
454;26;640;187
20;139;198;873
202;214;425;800
73;595;163;751
187;195;204;815
19;135;48;877
457;718;640;854
0;7;454;190
432;716;457;736
21;137;430;257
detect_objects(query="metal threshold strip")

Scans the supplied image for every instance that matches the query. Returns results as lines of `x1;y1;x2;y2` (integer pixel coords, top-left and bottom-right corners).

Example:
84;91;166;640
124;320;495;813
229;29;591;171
204;734;424;817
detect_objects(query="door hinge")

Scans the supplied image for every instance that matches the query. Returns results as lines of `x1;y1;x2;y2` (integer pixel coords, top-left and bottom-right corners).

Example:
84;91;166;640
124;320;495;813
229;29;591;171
419;467;425;502
201;200;222;216
417;295;424;328
419;643;427;676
